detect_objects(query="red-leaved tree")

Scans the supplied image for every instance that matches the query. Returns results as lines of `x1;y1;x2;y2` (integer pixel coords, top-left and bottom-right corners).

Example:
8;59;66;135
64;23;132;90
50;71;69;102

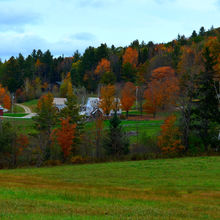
51;117;76;160
121;82;136;118
157;115;184;154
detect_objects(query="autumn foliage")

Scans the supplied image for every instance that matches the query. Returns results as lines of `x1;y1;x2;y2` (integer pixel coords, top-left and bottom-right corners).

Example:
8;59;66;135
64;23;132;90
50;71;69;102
99;85;115;116
157;115;184;154
95;58;111;75
0;85;11;110
51;117;76;160
16;134;29;156
123;47;138;67
37;92;54;111
144;66;179;117
3;95;11;110
205;37;220;79
121;82;136;117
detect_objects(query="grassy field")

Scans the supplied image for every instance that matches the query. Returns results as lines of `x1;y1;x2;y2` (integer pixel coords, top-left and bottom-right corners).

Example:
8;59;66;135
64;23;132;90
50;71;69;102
2;118;36;135
85;119;163;143
13;105;25;113
2;117;162;138
22;99;38;112
3;113;28;117
0;157;219;219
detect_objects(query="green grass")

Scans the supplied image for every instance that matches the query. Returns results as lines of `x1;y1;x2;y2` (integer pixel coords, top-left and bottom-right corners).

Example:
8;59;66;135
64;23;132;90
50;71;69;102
85;119;163;143
2;118;36;135
3;113;28;117
22;99;38;112
13;105;25;113
0;157;219;219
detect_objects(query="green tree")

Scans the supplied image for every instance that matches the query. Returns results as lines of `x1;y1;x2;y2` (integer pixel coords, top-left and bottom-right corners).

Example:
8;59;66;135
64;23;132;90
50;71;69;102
192;47;220;150
104;112;129;157
2;57;23;93
34;93;57;136
121;63;137;82
100;71;116;85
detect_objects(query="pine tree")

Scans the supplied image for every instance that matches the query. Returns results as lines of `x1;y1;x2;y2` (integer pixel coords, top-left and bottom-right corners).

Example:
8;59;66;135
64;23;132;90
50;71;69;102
192;47;220;150
104;112;129;157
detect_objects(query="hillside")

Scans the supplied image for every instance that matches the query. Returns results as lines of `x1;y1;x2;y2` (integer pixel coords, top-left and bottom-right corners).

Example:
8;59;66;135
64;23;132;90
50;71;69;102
0;157;219;219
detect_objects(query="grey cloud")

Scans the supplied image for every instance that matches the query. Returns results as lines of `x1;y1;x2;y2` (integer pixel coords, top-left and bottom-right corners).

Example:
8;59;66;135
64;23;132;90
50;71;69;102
72;32;96;41
0;33;99;60
0;9;40;31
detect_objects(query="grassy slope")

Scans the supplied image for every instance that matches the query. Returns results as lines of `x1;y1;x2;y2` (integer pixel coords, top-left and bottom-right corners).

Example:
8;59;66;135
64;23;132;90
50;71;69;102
2;118;162;137
85;120;163;143
13;105;25;113
0;157;219;219
2;118;36;135
3;113;28;117
22;99;38;112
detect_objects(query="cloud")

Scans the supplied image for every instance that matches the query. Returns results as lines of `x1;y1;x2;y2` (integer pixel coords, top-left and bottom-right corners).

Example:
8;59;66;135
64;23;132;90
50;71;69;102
0;8;40;31
72;32;97;41
0;32;100;60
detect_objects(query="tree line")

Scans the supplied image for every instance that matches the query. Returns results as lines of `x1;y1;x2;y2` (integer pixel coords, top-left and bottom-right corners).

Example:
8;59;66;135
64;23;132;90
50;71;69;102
0;26;219;168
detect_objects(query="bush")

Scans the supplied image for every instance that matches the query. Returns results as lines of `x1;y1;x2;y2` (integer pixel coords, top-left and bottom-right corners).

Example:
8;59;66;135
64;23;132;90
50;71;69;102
188;134;205;155
44;160;61;166
131;134;160;154
70;155;89;164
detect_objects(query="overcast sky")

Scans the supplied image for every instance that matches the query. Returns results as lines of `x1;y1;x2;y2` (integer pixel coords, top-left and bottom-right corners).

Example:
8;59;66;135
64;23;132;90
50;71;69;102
0;0;220;60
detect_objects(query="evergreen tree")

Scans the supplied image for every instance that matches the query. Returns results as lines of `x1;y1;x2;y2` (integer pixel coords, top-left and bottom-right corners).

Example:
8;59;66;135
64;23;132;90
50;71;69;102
34;93;58;135
192;47;220;150
191;30;197;38
104;112;129;157
199;27;205;36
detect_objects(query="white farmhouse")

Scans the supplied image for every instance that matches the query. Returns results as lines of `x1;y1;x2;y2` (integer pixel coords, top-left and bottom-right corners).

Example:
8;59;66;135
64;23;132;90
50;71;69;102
53;97;122;117
80;97;122;117
53;98;67;111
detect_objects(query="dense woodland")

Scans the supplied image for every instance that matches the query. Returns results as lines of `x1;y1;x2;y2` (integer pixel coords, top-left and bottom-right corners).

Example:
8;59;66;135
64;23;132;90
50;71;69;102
0;26;219;168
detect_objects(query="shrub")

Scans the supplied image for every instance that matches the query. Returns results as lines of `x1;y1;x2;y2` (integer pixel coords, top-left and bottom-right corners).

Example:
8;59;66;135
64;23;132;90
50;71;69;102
70;155;87;164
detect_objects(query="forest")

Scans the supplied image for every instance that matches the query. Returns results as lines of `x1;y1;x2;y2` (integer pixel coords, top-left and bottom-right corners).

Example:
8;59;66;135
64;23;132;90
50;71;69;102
0;26;219;168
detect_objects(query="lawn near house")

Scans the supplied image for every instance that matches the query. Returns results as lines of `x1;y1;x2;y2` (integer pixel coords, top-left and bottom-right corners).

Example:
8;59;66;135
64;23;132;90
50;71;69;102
21;99;38;112
0;156;219;219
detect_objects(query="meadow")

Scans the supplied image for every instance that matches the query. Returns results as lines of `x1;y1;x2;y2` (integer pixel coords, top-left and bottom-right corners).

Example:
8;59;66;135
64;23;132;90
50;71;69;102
2;117;163;140
0;157;219;219
22;99;38;112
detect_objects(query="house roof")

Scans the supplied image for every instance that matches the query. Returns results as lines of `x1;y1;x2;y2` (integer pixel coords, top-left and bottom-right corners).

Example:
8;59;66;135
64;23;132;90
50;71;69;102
53;98;67;105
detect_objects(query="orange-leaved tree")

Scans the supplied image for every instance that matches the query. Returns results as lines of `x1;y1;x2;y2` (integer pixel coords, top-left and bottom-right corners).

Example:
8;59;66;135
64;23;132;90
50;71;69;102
51;117;76;160
121;82;136;118
99;85;115;116
123;47;138;67
144;66;179;117
0;85;11;110
95;58;111;75
157;115;184;154
205;36;220;82
3;94;11;110
143;80;163;118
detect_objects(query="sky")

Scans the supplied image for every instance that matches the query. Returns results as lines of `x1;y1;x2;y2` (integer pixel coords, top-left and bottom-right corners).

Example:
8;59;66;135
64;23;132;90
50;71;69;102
0;0;220;60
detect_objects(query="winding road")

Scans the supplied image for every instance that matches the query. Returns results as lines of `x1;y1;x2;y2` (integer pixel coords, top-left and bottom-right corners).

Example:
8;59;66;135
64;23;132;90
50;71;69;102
2;104;36;119
15;104;37;118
